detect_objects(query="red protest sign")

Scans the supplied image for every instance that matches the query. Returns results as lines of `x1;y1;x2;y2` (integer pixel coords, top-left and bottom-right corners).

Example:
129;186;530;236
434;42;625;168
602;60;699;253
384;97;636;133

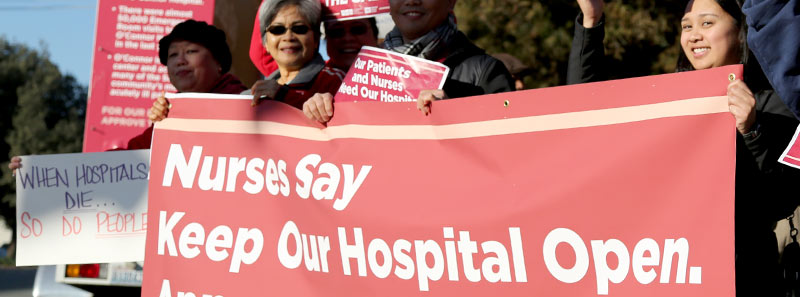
335;46;449;103
321;0;390;21
143;66;740;296
82;0;215;152
780;124;800;169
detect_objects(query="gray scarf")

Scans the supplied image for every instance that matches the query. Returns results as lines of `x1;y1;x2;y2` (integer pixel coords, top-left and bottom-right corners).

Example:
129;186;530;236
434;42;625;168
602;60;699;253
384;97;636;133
384;14;457;60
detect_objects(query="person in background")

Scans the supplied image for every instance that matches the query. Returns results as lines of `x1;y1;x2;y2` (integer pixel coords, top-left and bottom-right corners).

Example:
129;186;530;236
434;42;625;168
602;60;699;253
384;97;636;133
241;0;345;114
248;1;379;74
492;53;532;91
324;17;380;72
387;0;513;116
298;17;380;123
567;0;800;295
152;0;345;124
8;19;247;174
742;1;800;293
246;1;378;123
137;20;248;149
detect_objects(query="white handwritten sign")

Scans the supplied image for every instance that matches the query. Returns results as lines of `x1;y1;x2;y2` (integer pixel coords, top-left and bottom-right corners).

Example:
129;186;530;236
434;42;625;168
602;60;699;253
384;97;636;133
15;150;149;266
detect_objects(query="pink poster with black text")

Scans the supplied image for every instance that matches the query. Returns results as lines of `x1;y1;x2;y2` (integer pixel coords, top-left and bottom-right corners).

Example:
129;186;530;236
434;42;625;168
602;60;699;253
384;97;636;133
82;0;215;152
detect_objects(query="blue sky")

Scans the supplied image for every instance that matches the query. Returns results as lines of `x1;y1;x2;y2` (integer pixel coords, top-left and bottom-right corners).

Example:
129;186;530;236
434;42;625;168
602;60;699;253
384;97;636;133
0;0;97;86
0;1;394;87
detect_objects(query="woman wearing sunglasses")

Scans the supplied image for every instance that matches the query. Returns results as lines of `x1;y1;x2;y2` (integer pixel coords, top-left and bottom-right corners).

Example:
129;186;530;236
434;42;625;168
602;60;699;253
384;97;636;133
567;0;800;295
151;0;343;122
249;17;379;74
247;0;345;111
324;18;380;72
245;1;378;123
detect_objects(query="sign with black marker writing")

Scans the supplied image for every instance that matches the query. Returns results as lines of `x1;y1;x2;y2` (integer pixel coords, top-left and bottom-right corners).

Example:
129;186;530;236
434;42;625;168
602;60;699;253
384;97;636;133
15;150;149;265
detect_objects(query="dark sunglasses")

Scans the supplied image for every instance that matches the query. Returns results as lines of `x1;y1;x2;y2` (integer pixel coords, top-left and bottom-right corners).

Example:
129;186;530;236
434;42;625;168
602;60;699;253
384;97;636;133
326;25;369;39
267;24;311;36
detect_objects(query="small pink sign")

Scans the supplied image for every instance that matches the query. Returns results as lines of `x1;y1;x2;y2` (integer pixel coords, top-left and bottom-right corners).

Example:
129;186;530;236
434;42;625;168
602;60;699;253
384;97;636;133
335;46;449;103
779;124;800;169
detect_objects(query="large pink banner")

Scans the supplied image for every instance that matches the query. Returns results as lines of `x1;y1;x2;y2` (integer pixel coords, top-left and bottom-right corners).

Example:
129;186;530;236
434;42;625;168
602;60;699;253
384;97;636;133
143;66;741;296
82;0;215;152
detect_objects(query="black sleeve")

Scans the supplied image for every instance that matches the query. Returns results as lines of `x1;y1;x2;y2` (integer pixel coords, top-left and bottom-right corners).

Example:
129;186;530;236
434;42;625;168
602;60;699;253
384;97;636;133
743;0;800;119
745;90;800;220
479;56;515;95
566;13;607;85
443;55;514;98
745;91;799;172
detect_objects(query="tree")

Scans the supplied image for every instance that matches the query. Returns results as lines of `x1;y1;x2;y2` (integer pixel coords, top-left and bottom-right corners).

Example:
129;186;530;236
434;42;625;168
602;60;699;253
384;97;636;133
0;37;86;259
455;0;688;88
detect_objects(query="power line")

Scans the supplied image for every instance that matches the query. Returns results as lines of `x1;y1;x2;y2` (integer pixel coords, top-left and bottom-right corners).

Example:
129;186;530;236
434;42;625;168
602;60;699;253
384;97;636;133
0;4;94;11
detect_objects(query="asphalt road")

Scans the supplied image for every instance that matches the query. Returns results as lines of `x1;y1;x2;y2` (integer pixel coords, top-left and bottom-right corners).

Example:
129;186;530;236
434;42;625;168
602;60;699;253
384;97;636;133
0;266;36;297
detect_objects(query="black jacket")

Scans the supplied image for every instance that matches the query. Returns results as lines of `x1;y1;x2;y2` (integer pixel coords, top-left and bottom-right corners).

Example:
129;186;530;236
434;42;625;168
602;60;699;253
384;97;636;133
743;0;800;120
566;14;607;85
567;13;800;297
438;31;514;98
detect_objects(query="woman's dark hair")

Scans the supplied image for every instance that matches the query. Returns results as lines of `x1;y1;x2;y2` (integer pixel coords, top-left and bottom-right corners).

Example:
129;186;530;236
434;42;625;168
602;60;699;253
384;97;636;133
367;17;379;40
368;17;379;40
158;20;232;73
675;0;769;88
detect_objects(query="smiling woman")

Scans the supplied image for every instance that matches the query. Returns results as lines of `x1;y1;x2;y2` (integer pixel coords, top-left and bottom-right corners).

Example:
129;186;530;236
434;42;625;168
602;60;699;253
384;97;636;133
157;20;242;93
127;20;249;150
566;0;800;295
246;0;345;122
165;41;224;93
263;4;320;81
675;0;746;71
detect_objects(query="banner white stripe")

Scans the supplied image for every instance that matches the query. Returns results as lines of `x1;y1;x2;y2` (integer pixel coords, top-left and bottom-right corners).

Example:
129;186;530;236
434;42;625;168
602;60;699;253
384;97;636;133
155;96;728;141
784;154;800;162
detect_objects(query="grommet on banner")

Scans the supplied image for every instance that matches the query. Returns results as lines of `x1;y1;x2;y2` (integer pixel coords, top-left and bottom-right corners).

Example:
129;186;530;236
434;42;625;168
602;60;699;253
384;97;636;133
504;100;510;107
728;73;736;82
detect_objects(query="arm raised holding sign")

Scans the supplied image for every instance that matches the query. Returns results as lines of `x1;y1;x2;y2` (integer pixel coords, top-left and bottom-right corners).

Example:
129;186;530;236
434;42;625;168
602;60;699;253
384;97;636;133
577;0;604;28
